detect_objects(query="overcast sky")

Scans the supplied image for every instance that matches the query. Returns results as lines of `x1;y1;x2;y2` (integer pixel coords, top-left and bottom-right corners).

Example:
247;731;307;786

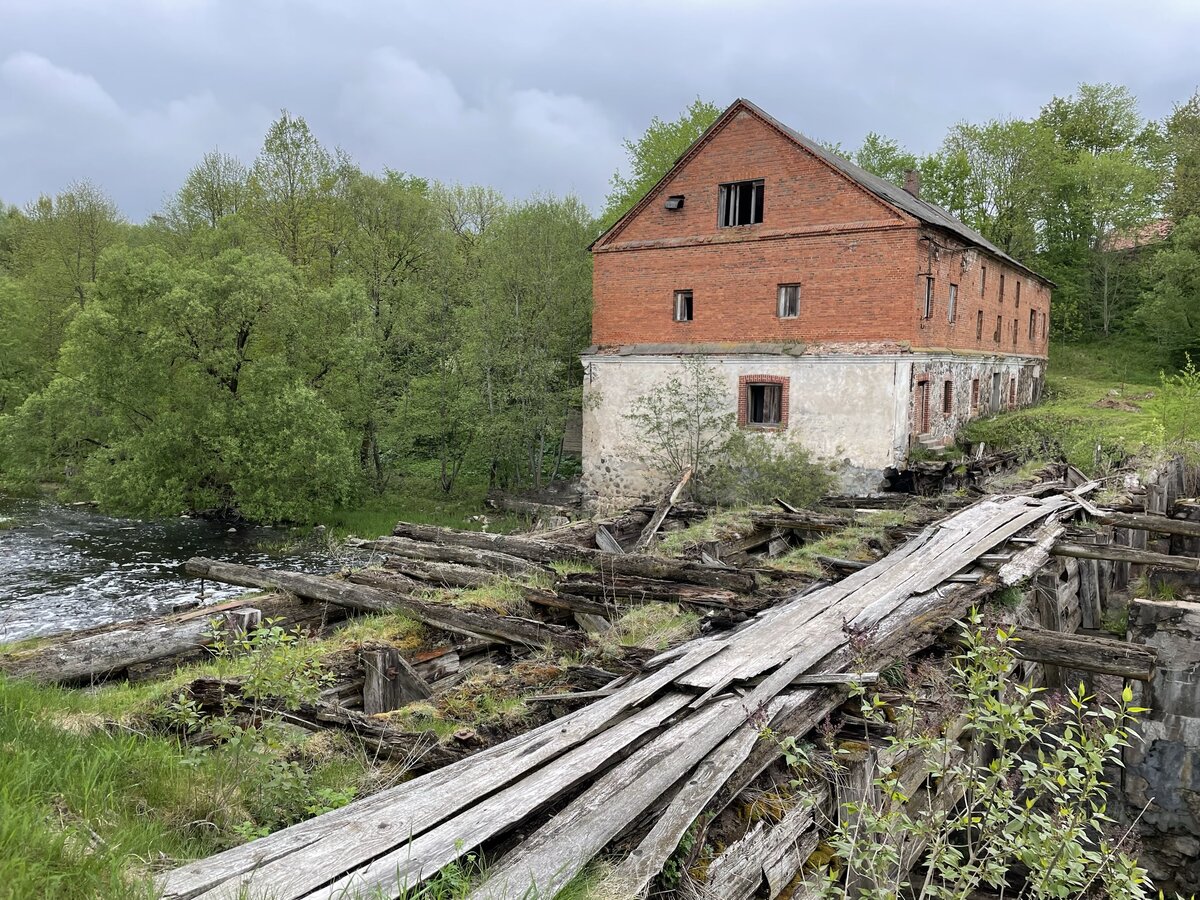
1;0;1197;221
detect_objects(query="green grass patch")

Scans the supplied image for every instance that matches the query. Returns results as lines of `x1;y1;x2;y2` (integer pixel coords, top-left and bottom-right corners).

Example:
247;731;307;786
549;559;597;577
655;507;757;556
963;339;1170;473
0;675;368;898
599;604;700;652
769;526;887;578
316;476;525;540
451;579;531;616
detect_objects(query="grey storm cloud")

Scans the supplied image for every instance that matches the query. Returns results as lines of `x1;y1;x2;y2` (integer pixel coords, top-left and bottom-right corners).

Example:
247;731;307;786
1;0;1197;221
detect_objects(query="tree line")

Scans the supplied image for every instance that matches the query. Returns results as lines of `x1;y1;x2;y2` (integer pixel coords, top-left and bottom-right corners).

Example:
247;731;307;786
2;83;1198;522
0;113;592;521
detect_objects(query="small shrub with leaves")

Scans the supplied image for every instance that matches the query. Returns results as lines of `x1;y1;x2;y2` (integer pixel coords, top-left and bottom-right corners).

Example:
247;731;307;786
162;617;350;836
702;430;835;507
779;612;1151;900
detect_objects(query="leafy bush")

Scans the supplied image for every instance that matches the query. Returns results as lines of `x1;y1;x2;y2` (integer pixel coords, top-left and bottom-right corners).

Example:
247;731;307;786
780;614;1150;900
702;430;834;508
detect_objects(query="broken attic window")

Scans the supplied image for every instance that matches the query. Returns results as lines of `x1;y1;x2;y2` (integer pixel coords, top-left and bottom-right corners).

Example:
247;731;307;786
777;284;800;318
747;383;782;426
673;290;694;322
718;179;764;227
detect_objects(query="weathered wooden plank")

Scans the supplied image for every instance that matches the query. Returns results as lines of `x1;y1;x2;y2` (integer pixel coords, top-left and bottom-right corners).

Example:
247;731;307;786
362;648;431;714
467;697;743;900
1076;496;1200;540
603;723;762;897
158;645;725;899
704;793;821;900
300;693;695;900
635;467;692;550
594;525;625;554
388;523;756;592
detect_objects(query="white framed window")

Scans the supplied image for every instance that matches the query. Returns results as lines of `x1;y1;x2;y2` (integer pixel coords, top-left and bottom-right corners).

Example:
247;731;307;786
777;283;800;318
673;290;693;322
747;384;782;426
718;179;764;227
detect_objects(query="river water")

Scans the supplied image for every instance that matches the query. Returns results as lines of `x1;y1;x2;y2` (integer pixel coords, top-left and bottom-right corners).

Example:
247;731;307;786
0;495;345;643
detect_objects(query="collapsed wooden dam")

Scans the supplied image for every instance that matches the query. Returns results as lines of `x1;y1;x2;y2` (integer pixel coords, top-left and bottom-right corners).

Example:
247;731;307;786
5;461;1200;898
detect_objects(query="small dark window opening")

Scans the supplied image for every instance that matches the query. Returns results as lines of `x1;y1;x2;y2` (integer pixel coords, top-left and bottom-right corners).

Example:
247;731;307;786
923;277;935;319
971;379;980;410
1009;380;1017;408
943;380;953;415
665;195;685;210
948;284;958;323
1028;309;1037;340
673;290;693;322
994;315;1002;342
777;284;800;318
747;383;782;426
718;180;764;227
1013;318;1018;347
975;310;984;340
981;266;987;296
1015;280;1021;307
999;272;1006;302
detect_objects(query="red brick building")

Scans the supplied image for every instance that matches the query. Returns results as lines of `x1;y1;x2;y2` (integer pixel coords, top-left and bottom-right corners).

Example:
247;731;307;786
582;99;1051;501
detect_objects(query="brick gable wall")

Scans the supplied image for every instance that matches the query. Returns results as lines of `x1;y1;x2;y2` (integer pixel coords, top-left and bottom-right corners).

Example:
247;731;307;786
591;107;1050;359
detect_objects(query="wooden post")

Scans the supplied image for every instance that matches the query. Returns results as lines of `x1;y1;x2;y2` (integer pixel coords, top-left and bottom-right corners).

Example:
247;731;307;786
1035;573;1064;690
222;607;261;641
362;648;431;715
839;747;881;898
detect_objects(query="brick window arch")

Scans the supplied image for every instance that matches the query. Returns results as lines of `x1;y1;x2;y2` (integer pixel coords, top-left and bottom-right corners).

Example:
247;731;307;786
738;374;789;429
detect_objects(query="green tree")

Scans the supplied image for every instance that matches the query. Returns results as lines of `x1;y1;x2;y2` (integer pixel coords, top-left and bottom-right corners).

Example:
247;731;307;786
1165;90;1200;222
164;150;249;234
601;98;721;232
465;196;594;488
1139;216;1200;364
246;111;342;275
2;246;364;521
852;132;918;187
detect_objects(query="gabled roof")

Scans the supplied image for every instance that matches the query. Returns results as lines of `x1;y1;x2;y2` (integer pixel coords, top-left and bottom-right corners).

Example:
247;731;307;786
595;98;1051;286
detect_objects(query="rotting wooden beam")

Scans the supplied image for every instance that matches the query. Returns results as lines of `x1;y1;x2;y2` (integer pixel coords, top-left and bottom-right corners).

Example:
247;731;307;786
635;467;693;551
1008;625;1156;681
0;593;345;686
184;559;584;653
383;524;757;592
1051;541;1200;573
1077;495;1200;540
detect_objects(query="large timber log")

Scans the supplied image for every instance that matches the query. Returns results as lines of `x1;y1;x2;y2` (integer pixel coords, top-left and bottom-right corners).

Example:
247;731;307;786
184;558;584;653
0;593;345;686
1009;624;1157;681
385;524;757;593
1077;496;1200;540
1051;540;1200;573
358;534;547;579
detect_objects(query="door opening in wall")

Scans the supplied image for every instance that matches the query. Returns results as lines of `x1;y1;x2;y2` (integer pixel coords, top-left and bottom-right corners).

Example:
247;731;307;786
915;381;930;435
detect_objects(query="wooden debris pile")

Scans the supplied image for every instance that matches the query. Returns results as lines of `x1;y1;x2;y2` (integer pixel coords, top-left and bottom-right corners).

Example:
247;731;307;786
159;493;1127;900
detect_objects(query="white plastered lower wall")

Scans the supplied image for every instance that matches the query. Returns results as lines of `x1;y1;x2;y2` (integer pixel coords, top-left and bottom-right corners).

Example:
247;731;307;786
580;350;1044;506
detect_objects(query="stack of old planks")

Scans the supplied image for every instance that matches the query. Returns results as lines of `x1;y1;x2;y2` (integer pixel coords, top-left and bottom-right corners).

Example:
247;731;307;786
157;493;1092;900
